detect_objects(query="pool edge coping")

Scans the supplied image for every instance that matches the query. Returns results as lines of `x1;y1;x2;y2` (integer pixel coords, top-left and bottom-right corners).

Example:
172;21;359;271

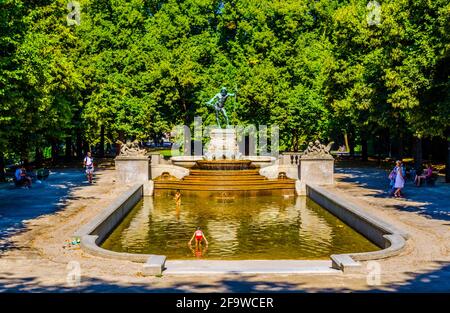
74;183;408;275
306;183;408;273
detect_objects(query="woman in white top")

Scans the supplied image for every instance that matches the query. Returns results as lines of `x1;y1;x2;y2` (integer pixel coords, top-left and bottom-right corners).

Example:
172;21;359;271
83;151;94;183
393;160;405;198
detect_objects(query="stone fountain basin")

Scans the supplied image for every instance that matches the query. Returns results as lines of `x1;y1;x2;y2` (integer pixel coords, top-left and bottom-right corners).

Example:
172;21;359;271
171;155;276;169
242;156;276;168
195;159;253;170
170;156;204;168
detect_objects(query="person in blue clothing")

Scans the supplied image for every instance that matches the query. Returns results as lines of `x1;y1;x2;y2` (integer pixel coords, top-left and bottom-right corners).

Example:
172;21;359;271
389;160;405;198
15;166;32;188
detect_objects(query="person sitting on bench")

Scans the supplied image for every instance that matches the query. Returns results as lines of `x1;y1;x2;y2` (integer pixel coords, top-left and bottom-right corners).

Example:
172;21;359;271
414;164;433;187
14;166;32;188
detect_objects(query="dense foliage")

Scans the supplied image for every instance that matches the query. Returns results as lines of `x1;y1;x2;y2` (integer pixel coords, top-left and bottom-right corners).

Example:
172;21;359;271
1;0;449;165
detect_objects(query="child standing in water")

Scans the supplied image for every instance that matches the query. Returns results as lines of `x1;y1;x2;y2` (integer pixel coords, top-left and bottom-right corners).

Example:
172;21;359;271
189;242;208;258
189;227;208;247
174;189;182;206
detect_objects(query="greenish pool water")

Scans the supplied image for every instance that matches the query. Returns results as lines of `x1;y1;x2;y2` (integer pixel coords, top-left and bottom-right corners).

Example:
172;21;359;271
101;194;379;260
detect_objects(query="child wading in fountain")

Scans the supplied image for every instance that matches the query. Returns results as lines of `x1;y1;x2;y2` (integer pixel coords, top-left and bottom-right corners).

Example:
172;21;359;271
189;242;208;258
174;189;182;206
189;227;208;248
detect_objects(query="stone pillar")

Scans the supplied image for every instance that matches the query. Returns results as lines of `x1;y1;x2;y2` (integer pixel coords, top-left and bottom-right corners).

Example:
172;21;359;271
149;152;161;165
115;156;150;185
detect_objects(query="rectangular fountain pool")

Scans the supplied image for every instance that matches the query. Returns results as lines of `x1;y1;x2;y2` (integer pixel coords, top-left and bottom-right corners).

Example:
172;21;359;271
101;194;380;260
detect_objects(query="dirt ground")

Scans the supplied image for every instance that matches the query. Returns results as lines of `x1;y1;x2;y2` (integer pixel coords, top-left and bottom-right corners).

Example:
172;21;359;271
0;166;449;292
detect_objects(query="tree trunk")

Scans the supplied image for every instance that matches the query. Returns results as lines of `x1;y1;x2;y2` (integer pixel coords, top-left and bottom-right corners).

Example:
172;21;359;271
348;125;357;157
99;125;105;157
117;131;125;156
397;132;404;160
349;132;355;157
361;131;368;162
344;132;350;152
446;131;450;183
0;151;5;182
51;140;59;164
413;136;423;171
292;131;298;152
376;134;382;166
65;136;72;160
82;140;89;156
76;130;83;158
35;148;43;167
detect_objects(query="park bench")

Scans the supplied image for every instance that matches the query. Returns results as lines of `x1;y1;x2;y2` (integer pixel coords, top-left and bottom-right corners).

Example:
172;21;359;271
13;176;27;187
425;173;438;186
11;168;49;187
36;168;50;180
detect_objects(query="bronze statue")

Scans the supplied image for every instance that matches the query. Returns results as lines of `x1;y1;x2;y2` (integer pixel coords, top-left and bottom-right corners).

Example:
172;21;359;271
207;87;236;128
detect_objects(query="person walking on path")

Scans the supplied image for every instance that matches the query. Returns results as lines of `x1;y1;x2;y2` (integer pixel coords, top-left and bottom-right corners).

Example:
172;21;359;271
393;160;405;198
83;152;94;183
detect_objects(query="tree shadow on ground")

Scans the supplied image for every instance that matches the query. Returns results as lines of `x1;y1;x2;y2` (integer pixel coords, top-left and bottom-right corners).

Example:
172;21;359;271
0;273;302;293
0;169;106;252
1;261;450;292
306;261;450;293
335;167;450;222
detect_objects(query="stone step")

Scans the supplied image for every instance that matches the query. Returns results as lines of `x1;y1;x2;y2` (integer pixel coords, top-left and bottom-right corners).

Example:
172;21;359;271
156;179;294;186
154;182;294;191
183;176;267;181
189;169;261;176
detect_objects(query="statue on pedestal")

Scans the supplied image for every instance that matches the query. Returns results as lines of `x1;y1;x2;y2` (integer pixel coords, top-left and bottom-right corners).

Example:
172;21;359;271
117;140;148;157
302;140;334;159
207;87;236;128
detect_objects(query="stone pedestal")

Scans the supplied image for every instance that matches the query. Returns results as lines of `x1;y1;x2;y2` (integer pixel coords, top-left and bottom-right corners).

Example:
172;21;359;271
115;156;150;184
204;128;241;160
299;158;334;185
296;158;334;195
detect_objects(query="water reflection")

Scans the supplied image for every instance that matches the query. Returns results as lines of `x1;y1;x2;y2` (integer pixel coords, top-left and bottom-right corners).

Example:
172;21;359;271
296;197;333;244
121;196;153;248
207;220;238;256
102;195;379;260
188;243;208;259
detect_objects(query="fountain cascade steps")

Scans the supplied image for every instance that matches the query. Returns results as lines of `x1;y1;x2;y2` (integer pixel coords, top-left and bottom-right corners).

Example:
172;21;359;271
154;128;295;196
154;169;294;194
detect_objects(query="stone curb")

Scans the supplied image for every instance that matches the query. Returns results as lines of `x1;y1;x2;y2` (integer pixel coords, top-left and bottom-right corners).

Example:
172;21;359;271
307;184;408;272
74;184;165;272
